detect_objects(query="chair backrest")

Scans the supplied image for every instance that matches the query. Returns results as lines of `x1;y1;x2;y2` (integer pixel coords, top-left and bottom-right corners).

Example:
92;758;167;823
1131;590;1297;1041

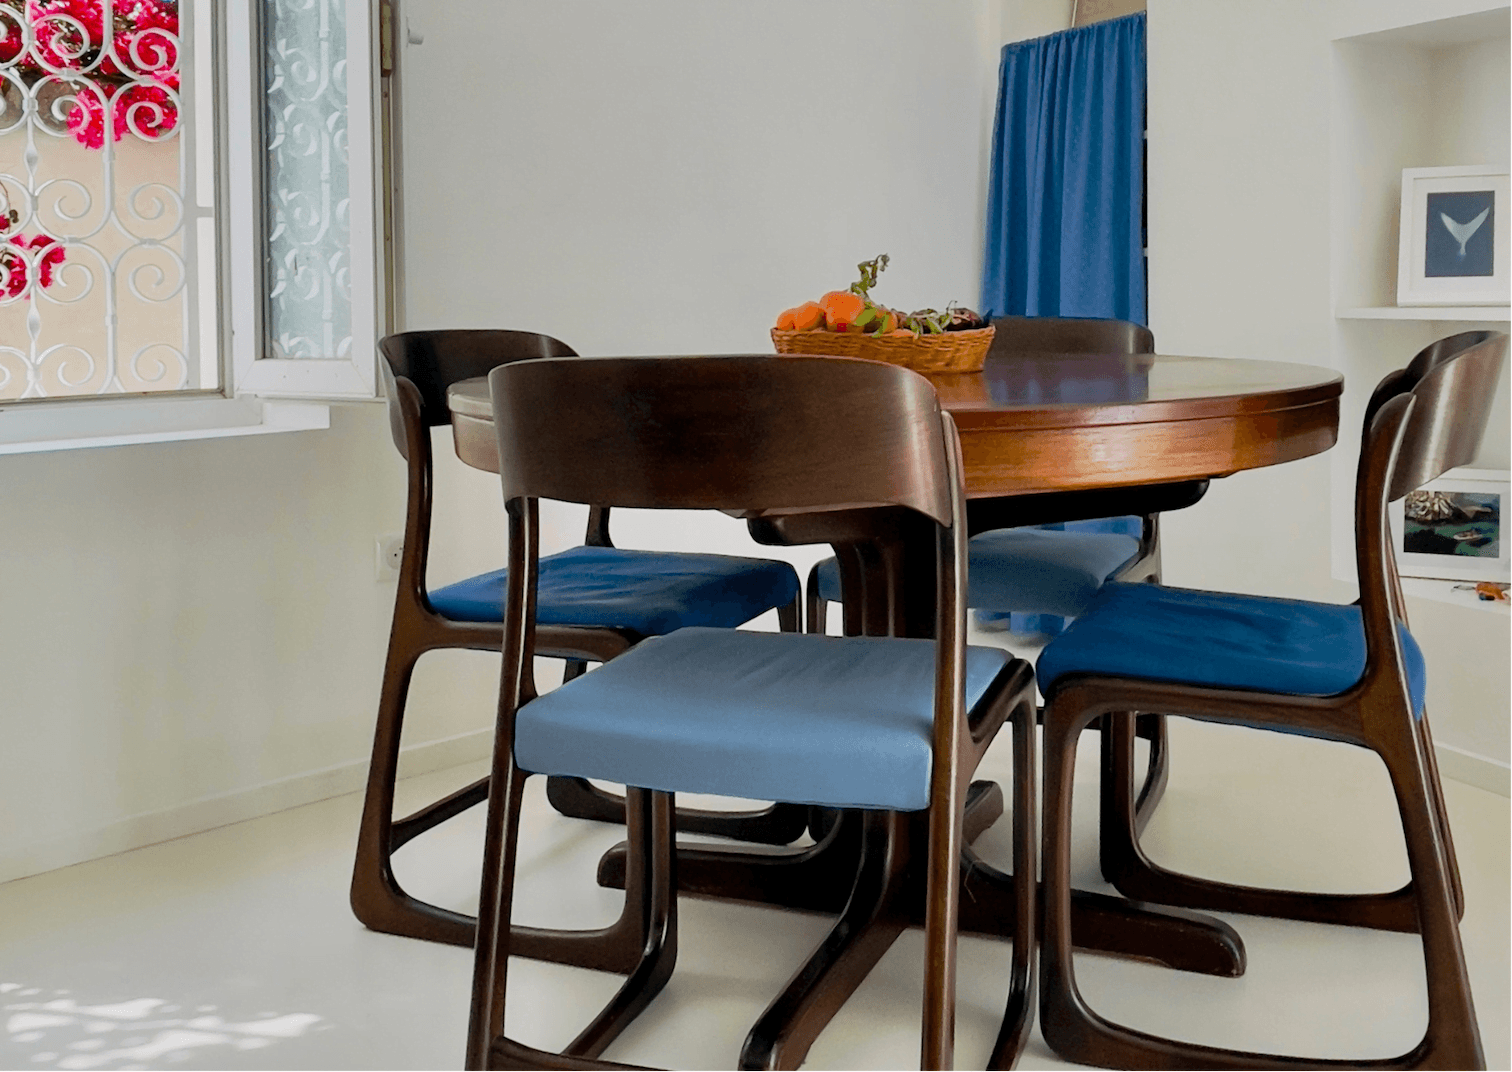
1354;333;1507;719
378;329;578;458
1362;330;1498;435
1383;333;1506;501
488;354;957;524
989;314;1154;356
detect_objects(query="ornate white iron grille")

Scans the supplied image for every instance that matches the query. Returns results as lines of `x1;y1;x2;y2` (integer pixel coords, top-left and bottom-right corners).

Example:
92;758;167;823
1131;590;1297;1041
0;0;215;401
262;0;350;361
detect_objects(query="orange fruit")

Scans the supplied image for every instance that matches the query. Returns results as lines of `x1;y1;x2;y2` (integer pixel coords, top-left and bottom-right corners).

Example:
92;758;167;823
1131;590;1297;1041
820;291;864;331
791;301;823;331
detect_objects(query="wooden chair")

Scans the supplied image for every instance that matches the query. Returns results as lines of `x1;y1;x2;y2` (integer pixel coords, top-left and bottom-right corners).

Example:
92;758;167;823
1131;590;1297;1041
350;331;805;958
806;315;1171;835
466;354;1038;1070
1095;330;1501;930
1033;331;1505;1069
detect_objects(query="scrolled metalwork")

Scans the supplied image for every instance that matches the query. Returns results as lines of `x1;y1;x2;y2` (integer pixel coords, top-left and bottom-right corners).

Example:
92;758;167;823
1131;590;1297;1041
262;0;351;361
0;0;195;400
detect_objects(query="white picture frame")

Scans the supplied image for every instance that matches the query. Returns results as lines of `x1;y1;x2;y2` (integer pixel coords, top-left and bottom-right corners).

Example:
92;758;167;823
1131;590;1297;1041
1396;165;1510;307
1390;467;1509;583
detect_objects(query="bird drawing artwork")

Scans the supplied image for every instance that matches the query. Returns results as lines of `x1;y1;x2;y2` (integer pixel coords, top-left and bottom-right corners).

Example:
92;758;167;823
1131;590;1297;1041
1441;206;1490;257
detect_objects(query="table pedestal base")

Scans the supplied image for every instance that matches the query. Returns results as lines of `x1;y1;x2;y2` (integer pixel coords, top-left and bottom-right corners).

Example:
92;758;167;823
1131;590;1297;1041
597;781;1245;979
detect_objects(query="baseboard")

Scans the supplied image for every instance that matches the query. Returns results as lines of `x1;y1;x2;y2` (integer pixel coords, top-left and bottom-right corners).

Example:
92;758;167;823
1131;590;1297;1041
0;728;494;886
1436;741;1511;797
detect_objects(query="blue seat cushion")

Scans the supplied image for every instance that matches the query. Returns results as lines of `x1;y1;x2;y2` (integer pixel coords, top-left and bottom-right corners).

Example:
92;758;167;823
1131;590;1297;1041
428;546;800;635
814;528;1139;617
1036;582;1427;718
515;627;1013;811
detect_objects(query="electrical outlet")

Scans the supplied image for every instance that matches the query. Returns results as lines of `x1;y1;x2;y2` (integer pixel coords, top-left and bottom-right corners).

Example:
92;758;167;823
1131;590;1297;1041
375;534;403;580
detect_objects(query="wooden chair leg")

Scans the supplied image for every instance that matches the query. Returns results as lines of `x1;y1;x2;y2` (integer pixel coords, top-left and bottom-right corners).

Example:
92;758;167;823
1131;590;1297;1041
353;644;647;972
560;789;679;1062
351;638;480;945
470;777;678;1071
1044;697;1484;1070
806;588;827;635
1415;716;1466;921
1378;741;1483;1069
738;811;910;1071
1131;712;1169;834
1097;713;1420;932
988;695;1038;1071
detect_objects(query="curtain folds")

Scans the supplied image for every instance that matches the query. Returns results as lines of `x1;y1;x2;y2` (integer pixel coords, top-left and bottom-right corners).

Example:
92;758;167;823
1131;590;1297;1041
981;12;1146;324
979;13;1147;636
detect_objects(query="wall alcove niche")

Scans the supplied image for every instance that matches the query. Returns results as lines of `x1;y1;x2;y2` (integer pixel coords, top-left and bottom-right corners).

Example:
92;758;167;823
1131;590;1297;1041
1329;0;1510;791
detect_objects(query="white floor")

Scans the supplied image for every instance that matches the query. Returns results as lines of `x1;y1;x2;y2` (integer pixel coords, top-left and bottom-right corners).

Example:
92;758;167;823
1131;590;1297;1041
1;700;1507;1070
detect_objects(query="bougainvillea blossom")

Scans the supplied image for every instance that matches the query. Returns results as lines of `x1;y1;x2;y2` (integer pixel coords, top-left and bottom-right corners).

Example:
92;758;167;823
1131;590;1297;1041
0;233;66;299
0;0;179;146
66;78;174;146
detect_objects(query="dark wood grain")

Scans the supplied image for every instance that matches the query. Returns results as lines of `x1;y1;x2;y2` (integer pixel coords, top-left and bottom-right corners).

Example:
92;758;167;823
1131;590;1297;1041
466;354;1039;1071
1036;333;1505;1070
448;351;1342;495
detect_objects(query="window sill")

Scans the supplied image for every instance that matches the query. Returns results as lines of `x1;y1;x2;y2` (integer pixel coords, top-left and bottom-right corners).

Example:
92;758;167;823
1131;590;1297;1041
0;394;331;456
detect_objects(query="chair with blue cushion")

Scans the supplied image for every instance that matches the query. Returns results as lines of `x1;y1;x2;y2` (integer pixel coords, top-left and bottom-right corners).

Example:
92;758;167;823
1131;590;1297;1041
806;314;1171;835
1034;331;1505;1069
350;330;804;960
465;353;1038;1071
1094;330;1501;930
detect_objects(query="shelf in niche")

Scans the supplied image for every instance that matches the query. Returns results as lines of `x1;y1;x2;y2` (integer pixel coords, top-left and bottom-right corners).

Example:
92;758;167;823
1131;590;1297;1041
1337;306;1511;322
1401;577;1511;615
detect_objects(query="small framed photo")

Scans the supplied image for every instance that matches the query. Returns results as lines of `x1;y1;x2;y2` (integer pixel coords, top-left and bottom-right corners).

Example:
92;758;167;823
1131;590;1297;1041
1391;467;1509;583
1397;165;1509;306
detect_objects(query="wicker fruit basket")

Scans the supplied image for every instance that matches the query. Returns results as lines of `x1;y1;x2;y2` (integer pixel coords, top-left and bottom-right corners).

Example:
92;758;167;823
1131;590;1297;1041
771;325;994;375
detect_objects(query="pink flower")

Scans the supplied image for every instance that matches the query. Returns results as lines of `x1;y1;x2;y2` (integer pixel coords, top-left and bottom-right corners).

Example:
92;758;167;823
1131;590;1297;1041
111;0;177;80
0;232;66;298
0;0;26;65
66;77;174;146
15;0;180;146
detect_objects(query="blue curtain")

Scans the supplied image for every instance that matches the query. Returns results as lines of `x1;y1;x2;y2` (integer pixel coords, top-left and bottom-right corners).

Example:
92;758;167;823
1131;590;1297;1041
979;13;1147;637
981;12;1146;323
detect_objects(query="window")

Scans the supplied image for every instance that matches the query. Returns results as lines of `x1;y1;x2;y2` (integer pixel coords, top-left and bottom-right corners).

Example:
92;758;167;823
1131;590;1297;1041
0;0;384;452
0;0;214;400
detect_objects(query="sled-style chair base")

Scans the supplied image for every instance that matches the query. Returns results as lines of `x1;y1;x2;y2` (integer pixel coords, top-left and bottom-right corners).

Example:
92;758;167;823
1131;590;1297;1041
467;354;1039;1071
1088;332;1502;933
1034;332;1505;1070
352;330;803;961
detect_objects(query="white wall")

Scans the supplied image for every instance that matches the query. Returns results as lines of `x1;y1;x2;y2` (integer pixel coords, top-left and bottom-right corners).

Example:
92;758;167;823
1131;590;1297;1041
0;403;521;882
0;1;1022;883
395;0;1017;570
3;0;1503;887
1148;0;1510;785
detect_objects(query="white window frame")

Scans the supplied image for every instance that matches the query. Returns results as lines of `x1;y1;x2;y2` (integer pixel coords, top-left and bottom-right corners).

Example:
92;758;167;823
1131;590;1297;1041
0;0;384;456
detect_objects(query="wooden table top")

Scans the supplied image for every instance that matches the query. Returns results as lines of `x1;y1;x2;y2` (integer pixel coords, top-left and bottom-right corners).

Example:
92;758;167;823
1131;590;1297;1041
448;351;1343;497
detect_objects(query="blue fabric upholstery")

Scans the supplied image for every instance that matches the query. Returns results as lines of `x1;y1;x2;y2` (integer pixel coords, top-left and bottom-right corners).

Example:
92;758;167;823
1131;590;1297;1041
981;13;1147;323
1036;582;1427;718
816;527;1138;618
428;546;799;635
515;627;1012;812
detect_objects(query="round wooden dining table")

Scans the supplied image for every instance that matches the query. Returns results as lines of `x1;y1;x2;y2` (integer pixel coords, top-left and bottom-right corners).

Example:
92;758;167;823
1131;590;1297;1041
447;349;1343;988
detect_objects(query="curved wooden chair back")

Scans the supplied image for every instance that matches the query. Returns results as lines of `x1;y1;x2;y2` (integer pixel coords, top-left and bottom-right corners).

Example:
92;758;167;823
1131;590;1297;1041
1037;333;1505;1071
490;354;956;524
990;314;1154;355
475;353;986;1070
1355;334;1507;732
381;329;578;432
1385;333;1507;500
1364;329;1499;433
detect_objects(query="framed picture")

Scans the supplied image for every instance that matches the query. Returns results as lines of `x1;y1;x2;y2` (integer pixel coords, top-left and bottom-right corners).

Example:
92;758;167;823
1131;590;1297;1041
1390;467;1509;583
1396;165;1510;306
